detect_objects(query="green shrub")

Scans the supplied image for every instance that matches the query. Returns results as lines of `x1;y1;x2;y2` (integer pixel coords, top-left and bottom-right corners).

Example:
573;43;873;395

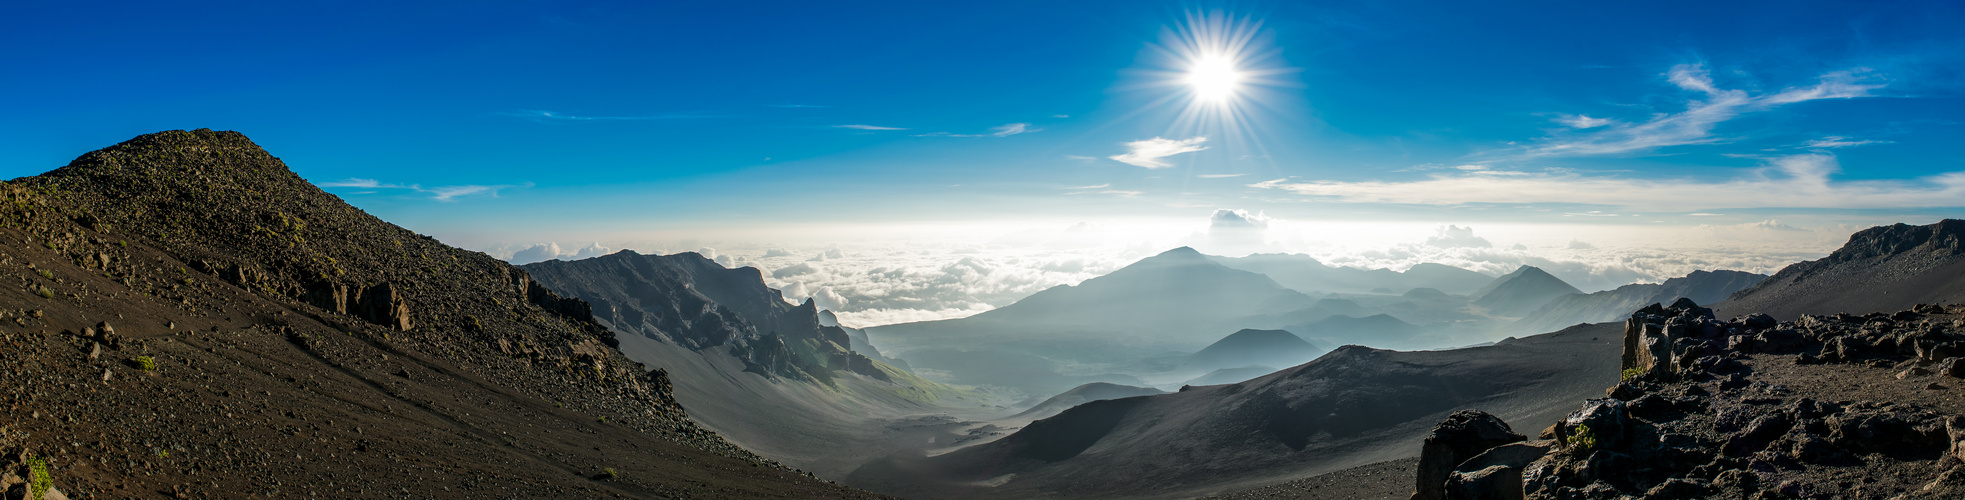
1620;367;1644;382
134;356;156;371
1571;424;1597;449
28;455;51;500
601;468;618;479
37;269;52;279
34;285;53;299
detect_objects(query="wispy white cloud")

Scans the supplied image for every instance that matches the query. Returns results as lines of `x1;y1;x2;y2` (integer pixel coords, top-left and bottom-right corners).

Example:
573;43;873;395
834;124;907;130
1197;173;1246;178
1248;154;1965;210
1110;136;1208;169
1518;64;1884;158
1804;136;1891;149
1067;183;1112;190
502;110;715;122
318;178;531;202
916;122;1041;137
1063;155;1099;161
1553;114;1612;129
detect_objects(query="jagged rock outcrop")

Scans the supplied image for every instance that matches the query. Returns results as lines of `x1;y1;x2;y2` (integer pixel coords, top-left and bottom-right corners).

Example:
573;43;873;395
521;250;899;384
1418;298;1965;499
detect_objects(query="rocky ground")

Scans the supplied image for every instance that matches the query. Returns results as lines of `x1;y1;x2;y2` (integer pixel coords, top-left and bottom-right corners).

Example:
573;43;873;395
1412;299;1965;499
0;130;879;498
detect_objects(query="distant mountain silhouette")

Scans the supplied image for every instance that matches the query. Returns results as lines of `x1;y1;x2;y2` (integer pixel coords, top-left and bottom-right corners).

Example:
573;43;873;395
1011;382;1166;421
868;247;1315;394
1471;266;1583;317
1514;269;1766;333
1284;313;1428;349
1185;329;1325;374
1212;253;1494;295
1721;219;1965;319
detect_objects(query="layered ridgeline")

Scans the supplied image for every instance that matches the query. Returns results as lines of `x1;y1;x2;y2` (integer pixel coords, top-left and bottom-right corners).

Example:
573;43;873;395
867;247;1317;395
1513;269;1767;334
1721;219;1965;320
1210;253;1495;295
520;251;970;479
0;130;871;498
850;322;1624;499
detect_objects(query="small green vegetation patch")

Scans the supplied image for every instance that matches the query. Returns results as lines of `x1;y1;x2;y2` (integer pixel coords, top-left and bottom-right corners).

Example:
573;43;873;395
28;455;52;500
133;356;157;371
1570;424;1598;449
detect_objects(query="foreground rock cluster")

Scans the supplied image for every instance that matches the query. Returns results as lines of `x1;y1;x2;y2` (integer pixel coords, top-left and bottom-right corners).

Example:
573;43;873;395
1415;299;1965;499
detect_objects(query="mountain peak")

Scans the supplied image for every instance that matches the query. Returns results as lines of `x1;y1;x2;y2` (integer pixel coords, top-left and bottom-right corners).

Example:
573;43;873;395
1155;246;1206;259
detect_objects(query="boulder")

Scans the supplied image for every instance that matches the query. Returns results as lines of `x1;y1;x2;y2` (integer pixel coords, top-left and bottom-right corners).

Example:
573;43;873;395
1562;399;1630;449
1444;465;1523;500
1413;410;1526;500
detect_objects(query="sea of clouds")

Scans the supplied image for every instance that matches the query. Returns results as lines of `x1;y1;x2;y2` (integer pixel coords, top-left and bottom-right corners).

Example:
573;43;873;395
480;209;1866;328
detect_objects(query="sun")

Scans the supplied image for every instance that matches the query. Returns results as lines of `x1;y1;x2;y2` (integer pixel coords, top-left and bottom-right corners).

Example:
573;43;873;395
1185;54;1243;103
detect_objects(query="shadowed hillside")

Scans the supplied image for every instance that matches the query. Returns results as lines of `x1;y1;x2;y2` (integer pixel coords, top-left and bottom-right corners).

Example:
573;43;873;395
1721;219;1965;320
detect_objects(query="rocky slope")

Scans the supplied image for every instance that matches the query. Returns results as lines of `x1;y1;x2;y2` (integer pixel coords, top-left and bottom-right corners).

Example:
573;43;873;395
1721;219;1965;320
1409;299;1965;499
0;130;873;498
1515;269;1768;335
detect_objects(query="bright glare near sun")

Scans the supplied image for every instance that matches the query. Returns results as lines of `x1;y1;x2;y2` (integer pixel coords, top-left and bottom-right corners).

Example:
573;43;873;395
1185;54;1243;102
1134;10;1290;175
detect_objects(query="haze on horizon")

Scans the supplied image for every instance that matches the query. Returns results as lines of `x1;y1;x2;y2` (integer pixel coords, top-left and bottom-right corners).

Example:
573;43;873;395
5;0;1962;327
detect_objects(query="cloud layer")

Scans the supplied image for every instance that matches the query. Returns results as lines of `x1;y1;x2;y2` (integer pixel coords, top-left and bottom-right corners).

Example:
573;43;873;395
319;178;531;202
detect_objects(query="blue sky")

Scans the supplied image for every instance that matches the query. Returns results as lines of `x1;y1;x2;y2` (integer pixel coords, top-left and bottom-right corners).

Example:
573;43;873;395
4;1;1964;323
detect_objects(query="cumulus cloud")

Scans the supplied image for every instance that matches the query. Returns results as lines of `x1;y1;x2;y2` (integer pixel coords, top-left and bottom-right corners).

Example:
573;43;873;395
571;242;613;259
1110;136;1208;169
509;243;564;265
763;248;792;258
772;263;818;278
1568;239;1596;250
1426;225;1492;248
1248;154;1965;211
1519;64;1883;158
